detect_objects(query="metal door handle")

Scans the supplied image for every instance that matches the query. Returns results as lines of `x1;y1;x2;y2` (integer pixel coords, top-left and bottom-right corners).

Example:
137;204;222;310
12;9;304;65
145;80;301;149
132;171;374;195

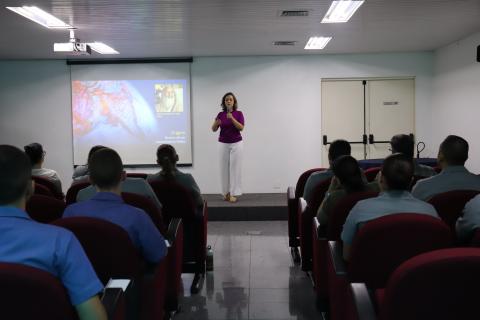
323;135;367;146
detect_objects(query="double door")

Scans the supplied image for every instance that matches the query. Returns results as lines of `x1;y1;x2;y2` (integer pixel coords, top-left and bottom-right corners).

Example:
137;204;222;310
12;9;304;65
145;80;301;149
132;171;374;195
321;78;415;164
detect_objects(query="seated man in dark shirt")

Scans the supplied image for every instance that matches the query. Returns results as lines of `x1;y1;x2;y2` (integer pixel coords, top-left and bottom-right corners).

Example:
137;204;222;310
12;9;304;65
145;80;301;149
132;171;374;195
0;145;106;320
64;148;167;264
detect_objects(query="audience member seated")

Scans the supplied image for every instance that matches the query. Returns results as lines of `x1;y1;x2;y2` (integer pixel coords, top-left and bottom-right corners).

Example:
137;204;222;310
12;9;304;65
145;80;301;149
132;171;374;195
412;135;480;200
316;155;379;225
0;145;106;320
24;142;63;194
147;144;204;210
375;134;436;181
342;153;439;260
71;145;105;182
64;148;167;264
303;139;351;205
456;194;480;243
73;145;163;211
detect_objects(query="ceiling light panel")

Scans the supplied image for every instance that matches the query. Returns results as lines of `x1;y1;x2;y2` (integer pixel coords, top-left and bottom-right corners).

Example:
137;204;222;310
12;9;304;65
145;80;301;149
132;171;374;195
321;1;364;23
6;6;72;29
88;42;119;54
304;37;332;50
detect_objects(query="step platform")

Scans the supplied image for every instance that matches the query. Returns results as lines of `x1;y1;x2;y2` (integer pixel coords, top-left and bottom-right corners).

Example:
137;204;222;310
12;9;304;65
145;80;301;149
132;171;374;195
203;193;287;221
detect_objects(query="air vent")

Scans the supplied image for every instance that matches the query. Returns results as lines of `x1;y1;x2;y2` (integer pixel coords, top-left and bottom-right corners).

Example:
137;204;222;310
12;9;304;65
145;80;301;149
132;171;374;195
273;41;297;46
280;10;309;17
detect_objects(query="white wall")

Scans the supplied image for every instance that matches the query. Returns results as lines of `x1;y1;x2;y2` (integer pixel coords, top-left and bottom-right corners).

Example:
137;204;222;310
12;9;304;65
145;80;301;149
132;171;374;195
0;52;434;193
432;31;480;174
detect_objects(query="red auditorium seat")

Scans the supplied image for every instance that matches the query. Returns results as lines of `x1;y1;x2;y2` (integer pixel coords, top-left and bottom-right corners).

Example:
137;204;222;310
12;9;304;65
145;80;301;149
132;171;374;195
363;167;381;182
312;191;378;298
0;262;125;320
428;190;480;233
351;248;480;320
34;182;55;198
32;175;64;200
65;180;91;205
121;191;184;312
122;192;166;235
26;194;65;223
327;213;452;320
287;168;325;262
149;180;208;294
52;217;166;320
299;177;331;271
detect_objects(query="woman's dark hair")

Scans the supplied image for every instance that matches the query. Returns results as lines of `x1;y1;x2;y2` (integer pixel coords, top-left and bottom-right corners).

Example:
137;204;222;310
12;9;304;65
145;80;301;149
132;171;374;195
221;92;238;112
156;144;178;179
23;142;44;165
332;155;365;193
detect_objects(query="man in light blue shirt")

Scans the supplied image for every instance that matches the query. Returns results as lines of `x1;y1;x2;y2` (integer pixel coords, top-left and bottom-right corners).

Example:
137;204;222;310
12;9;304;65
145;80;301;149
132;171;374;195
342;153;439;260
0;145;106;320
303;139;350;204
64;148;167;264
456;194;480;243
412;135;480;201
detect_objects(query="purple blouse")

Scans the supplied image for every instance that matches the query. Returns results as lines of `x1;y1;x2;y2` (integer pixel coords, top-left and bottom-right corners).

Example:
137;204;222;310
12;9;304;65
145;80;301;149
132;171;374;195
216;110;245;143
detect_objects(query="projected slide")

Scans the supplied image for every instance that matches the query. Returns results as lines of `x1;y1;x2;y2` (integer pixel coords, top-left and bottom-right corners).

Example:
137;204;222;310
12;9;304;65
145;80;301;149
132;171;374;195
72;79;190;165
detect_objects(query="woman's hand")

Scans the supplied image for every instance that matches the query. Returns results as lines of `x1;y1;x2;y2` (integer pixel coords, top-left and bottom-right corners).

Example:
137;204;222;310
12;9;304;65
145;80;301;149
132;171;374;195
226;112;233;119
212;118;221;132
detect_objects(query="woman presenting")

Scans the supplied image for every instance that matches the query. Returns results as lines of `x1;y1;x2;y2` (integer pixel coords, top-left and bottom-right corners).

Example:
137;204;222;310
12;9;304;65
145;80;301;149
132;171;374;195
212;92;245;203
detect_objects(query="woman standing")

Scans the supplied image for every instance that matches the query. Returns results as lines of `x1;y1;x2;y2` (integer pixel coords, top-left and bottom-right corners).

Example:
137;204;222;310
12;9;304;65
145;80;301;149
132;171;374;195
212;92;245;203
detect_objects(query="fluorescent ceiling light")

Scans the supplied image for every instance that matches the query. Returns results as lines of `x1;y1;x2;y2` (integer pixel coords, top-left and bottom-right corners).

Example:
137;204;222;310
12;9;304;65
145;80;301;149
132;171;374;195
6;6;72;29
321;0;364;23
304;37;332;50
88;42;119;54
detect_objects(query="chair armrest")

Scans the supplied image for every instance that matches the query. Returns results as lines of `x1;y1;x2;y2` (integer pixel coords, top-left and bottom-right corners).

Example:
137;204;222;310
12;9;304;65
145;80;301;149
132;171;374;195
101;288;125;320
351;283;377;320
287;186;295;200
314;217;327;240
328;241;347;275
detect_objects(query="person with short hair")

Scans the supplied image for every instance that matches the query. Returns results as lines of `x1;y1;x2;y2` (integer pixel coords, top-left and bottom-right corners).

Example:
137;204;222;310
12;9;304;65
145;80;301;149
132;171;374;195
72;145;106;182
390;134;436;178
412;135;480;201
24;142;63;194
0;145;106;320
64;148;167;264
342;153;438;260
303;139;351;205
147;144;203;210
456;194;480;243
316;155;379;225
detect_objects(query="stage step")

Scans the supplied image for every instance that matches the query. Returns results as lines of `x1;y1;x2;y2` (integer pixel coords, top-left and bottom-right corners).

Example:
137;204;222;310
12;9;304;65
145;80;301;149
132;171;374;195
203;193;287;221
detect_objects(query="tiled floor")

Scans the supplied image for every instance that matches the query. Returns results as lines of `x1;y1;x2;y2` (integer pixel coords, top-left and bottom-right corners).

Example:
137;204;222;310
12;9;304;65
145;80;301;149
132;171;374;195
175;221;325;320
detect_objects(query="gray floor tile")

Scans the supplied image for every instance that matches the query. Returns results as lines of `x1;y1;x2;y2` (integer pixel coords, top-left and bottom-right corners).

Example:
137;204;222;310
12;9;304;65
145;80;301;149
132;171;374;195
174;221;323;320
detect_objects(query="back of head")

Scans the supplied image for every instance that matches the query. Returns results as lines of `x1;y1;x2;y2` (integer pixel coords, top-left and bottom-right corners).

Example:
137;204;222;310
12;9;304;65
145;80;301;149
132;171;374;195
0;145;32;205
23;142;43;165
328;140;351;162
439;135;468;166
390;134;414;159
156;144;178;179
382;153;414;191
87;145;107;163
332;155;365;192
89;148;123;189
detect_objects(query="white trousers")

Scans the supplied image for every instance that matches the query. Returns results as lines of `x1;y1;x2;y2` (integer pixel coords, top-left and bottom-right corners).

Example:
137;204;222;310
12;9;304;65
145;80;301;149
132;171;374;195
219;141;243;196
